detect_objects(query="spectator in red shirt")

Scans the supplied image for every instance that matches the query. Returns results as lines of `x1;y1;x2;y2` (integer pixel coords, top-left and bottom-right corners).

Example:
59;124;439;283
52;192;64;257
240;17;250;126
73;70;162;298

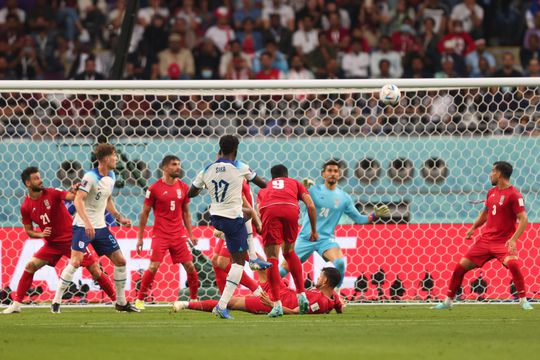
255;51;284;80
438;19;475;56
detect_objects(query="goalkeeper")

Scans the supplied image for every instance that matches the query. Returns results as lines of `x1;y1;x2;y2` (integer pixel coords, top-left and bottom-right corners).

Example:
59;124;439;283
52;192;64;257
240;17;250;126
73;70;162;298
280;160;390;288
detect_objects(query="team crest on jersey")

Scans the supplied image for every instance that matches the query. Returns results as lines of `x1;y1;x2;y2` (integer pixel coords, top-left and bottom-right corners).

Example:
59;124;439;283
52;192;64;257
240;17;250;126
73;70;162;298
145;190;151;199
334;199;340;209
499;195;505;206
44;199;50;209
519;198;524;206
177;189;182;199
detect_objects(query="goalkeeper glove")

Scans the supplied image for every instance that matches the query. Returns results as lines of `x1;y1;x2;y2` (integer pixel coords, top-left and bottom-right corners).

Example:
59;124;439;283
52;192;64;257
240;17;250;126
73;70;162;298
302;178;315;189
369;205;390;222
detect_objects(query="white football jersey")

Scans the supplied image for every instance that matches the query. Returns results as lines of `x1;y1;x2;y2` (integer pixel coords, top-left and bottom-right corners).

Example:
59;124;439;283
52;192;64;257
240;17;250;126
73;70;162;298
73;169;116;229
193;159;256;219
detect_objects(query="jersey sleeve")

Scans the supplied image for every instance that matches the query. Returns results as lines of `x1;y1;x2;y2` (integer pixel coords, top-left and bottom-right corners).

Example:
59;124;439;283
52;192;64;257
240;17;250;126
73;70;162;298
512;191;526;215
344;194;370;225
79;172;95;193
192;170;206;189
237;161;257;181
144;187;155;207
20;204;32;226
53;188;70;201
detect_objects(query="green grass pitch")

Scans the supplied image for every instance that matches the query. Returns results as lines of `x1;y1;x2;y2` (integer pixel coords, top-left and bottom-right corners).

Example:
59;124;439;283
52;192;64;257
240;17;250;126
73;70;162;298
1;305;539;360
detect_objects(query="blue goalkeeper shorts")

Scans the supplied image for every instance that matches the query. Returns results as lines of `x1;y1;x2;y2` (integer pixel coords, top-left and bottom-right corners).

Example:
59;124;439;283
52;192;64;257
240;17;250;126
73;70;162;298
294;236;340;263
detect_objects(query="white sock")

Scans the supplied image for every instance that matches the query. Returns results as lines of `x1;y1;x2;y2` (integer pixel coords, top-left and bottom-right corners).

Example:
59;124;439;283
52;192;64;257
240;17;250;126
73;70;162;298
298;292;306;298
218;263;243;309
245;220;257;261
274;300;282;307
444;297;453;306
519;297;528;305
114;266;127;306
253;285;263;297
53;264;77;304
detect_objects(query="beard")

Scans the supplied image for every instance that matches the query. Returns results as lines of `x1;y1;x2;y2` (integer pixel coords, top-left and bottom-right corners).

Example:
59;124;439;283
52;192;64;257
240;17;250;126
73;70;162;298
31;185;44;192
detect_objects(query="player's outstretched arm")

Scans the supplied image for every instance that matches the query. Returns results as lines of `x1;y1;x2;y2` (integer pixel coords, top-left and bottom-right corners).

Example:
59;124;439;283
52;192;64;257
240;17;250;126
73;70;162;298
106;196;131;227
301;193;318;241
187;185;203;198
23;223;51;239
182;202;198;246
506;211;528;254
344;196;370;225
465;209;488;239
250;175;267;189
137;204;152;254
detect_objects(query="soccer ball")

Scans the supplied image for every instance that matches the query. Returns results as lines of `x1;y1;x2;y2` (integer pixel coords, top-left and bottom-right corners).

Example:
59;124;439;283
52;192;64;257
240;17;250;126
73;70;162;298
379;84;401;106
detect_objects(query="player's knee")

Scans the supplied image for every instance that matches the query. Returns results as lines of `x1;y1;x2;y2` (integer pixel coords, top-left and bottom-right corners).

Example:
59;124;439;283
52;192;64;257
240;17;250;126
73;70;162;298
114;258;127;267
216;256;229;269
504;256;519;266
25;261;39;273
70;259;82;268
211;254;219;267
87;263;102;279
184;262;196;273
148;263;160;273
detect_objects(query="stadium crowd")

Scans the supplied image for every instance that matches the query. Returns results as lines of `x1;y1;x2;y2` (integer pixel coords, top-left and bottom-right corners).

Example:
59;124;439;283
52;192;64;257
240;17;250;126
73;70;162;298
1;0;540;138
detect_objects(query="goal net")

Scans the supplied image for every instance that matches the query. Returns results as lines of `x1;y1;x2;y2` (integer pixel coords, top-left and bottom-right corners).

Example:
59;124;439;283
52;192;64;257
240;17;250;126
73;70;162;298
0;79;539;306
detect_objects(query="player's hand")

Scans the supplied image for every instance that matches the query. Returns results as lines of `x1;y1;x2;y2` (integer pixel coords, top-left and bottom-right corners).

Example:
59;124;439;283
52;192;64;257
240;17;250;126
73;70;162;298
118;217;132;227
465;227;475;240
260;292;273;307
309;231;319;242
70;182;81;194
302;178;315;189
190;237;199;246
374;205;390;218
213;229;225;240
136;238;143;254
506;239;517;255
84;222;95;240
40;227;52;238
253;217;262;234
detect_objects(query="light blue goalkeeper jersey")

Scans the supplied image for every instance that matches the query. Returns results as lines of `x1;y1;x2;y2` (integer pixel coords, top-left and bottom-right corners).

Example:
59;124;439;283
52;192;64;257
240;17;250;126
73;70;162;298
297;184;369;242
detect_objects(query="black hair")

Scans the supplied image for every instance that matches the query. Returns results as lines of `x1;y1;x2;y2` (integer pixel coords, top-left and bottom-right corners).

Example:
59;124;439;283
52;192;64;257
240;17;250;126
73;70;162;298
219;135;239;156
321;267;341;288
21;166;39;185
322;159;340;171
494;161;513;179
161;155;180;168
270;164;288;179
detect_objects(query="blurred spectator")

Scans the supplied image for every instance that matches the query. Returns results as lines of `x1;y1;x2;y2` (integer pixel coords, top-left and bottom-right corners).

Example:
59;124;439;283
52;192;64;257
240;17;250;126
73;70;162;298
194;38;221;80
205;6;235;53
370;36;402;78
390;18;417;55
0;54;16;80
376;58;392;79
418;0;449;35
236;17;263;57
262;13;293;56
138;0;170;28
14;36;43;80
31;16;56;69
0;0;25;24
4;13;24;51
526;0;540;29
48;35;75;79
450;0;484;38
219;40;251;78
403;56;432;78
293;14;319;56
307;31;337;78
175;0;203;36
234;0;262;30
171;17;196;50
296;0;323;29
493;52;523;77
158;33;195;79
320;1;351;31
80;0;107;47
466;38;495;75
225;55;253;80
420;17;442;73
139;15;170;59
521;34;540;70
74;56;105;80
252;39;288;74
255;51;284;80
127;45;158;80
341;39;370;78
469;56;493;78
262;0;295;31
56;0;80;41
27;0;54;28
526;58;540;77
286;54;314;79
385;0;416;35
324;12;350;52
68;37;105;79
523;12;540;50
324;58;342;79
435;55;458;78
438;20;475;57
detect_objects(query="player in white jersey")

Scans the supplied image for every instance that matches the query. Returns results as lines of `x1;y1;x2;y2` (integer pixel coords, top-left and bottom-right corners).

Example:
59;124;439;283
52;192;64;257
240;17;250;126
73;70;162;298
52;144;139;313
188;135;269;319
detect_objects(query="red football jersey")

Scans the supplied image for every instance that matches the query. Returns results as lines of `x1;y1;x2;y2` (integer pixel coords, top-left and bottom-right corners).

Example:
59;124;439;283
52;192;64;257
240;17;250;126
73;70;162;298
144;179;190;239
20;188;72;243
257;177;308;210
305;288;342;314
480;186;526;243
242;180;253;207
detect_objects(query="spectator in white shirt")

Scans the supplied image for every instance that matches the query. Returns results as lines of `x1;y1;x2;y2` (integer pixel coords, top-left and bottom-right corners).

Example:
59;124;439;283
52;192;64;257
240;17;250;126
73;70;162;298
0;0;25;24
205;6;236;53
450;0;484;36
287;54;314;80
341;39;370;78
138;0;169;27
370;36;403;78
262;0;295;30
292;14;319;55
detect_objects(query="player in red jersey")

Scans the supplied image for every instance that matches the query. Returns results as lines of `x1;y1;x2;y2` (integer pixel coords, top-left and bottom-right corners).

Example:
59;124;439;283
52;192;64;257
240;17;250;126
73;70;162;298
2;167;116;314
433;162;533;310
257;164;318;317
135;155;199;310
173;267;344;315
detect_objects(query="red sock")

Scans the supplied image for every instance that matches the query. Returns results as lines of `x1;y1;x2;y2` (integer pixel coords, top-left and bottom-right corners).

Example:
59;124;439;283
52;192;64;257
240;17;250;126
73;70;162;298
138;270;156;301
188;299;218;312
266;258;281;302
16;271;34;302
96;272;116;302
223;263;259;292
213;266;227;293
187;270;199;300
447;264;468;298
284;251;305;293
507;259;527;298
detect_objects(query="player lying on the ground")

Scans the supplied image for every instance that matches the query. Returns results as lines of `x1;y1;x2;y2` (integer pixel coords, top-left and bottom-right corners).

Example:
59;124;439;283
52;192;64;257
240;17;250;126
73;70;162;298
257;164;318;317
53;144;139;313
433;161;533;311
280;160;390;288
3;167;117;314
135;155;199;310
173;267;344;316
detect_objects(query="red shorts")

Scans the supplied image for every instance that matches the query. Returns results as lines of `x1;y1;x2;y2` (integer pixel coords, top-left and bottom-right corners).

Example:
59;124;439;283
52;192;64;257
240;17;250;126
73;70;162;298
464;240;510;267
260;205;299;246
150;237;192;264
34;241;96;267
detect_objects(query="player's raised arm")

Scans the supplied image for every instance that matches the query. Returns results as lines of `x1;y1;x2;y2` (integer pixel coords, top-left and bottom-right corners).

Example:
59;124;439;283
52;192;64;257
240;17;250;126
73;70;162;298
250;175;267;189
344;195;370;224
465;209;488;239
301;193;318;241
106;196;131;227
